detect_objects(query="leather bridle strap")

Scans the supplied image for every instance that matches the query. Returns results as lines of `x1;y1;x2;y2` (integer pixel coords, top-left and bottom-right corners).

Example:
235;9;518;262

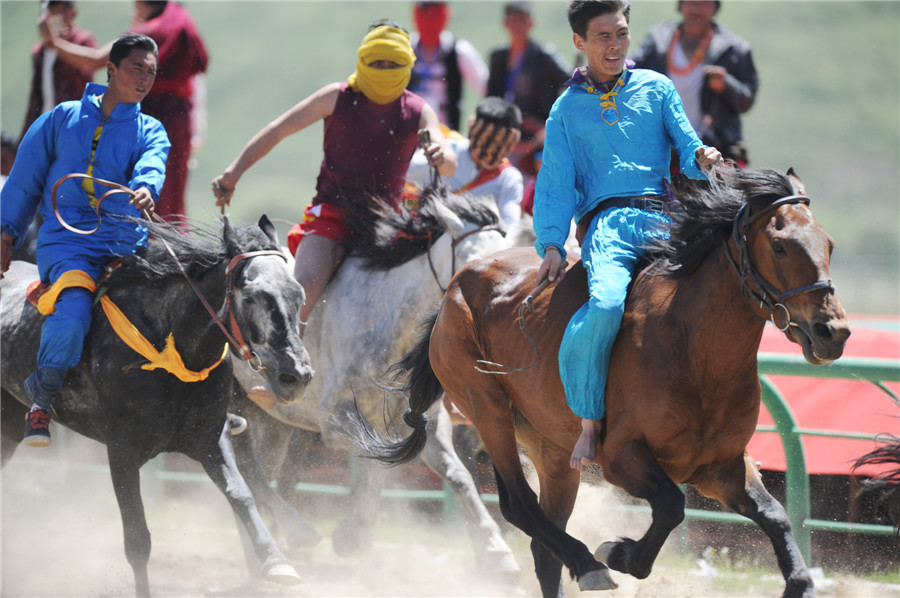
223;250;288;369
726;194;835;330
425;224;501;293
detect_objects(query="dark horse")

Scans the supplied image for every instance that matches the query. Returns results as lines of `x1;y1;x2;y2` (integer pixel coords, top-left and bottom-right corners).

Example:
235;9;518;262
349;167;851;597
1;216;313;596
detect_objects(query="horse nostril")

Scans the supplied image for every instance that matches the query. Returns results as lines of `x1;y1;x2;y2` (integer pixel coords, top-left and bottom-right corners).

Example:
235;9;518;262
812;321;832;342
812;319;851;346
278;372;298;387
278;369;313;387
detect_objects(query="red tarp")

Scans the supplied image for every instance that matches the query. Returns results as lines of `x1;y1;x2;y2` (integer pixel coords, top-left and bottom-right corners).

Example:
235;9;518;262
747;316;899;477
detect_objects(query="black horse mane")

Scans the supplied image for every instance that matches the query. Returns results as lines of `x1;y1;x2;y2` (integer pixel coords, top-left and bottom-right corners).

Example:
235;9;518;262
853;433;900;532
333;182;501;271
103;216;280;289
649;166;802;278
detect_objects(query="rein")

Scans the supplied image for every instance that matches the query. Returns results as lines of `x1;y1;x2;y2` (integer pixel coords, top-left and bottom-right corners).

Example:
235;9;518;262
50;174;286;370
725;194;835;331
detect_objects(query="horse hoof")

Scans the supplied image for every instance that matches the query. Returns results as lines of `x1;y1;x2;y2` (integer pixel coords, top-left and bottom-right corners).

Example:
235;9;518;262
577;567;618;591
227;413;248;435
594;541;616;564
263;562;302;586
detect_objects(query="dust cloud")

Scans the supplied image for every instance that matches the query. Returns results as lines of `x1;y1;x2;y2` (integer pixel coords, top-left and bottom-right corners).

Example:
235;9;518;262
2;432;896;597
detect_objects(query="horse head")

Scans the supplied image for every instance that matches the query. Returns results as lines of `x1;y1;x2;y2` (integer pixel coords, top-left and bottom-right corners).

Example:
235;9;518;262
224;215;313;402
733;169;851;365
427;188;510;284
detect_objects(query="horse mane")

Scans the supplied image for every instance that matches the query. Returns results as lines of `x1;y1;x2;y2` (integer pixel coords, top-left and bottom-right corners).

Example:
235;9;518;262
104;216;279;288
649;166;801;278
334;183;501;271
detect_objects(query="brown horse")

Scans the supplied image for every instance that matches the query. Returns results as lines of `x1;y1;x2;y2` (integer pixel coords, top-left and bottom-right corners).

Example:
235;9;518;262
348;167;851;597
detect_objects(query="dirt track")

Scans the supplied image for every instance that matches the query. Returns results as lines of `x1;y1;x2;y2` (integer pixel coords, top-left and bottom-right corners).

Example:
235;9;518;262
2;431;897;598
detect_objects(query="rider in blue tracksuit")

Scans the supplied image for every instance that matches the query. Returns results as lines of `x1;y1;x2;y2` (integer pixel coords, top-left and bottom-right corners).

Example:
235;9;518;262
533;0;721;471
0;34;169;447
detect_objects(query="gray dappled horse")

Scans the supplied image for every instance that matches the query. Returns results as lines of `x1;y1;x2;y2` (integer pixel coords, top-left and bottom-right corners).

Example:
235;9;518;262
1;216;311;596
230;187;520;574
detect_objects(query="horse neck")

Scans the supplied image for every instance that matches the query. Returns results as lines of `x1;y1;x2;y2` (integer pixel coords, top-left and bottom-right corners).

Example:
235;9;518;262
668;243;768;374
167;261;231;355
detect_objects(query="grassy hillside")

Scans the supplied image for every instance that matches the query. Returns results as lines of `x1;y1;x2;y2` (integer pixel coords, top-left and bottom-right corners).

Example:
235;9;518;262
2;0;898;314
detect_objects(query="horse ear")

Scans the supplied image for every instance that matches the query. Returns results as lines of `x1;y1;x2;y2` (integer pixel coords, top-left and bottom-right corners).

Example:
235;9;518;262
258;214;279;245
786;167;807;196
223;216;242;256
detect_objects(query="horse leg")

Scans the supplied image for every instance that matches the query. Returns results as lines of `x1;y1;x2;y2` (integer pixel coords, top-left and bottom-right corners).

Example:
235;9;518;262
515;417;587;597
697;453;813;598
330;452;385;556
234;399;321;550
1;389;28;466
596;439;685;580
464;392;614;596
417;403;519;572
105;442;153;598
199;424;301;585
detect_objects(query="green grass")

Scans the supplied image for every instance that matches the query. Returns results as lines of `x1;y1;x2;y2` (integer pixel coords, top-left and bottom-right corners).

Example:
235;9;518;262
2;1;898;313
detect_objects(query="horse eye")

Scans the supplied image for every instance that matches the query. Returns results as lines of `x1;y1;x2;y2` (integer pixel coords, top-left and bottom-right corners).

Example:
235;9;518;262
772;241;787;257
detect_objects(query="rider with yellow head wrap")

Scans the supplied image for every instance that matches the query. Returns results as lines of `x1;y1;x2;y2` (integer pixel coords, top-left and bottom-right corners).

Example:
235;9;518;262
213;19;456;355
347;23;417;105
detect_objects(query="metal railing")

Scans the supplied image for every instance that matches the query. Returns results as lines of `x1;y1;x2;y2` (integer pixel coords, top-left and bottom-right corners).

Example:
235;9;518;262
755;353;900;562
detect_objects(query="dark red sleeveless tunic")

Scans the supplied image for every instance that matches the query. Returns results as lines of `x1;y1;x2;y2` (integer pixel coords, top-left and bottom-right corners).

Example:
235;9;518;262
313;83;425;207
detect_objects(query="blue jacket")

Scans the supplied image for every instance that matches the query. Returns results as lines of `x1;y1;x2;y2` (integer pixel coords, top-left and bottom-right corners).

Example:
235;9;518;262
533;68;706;258
1;83;169;271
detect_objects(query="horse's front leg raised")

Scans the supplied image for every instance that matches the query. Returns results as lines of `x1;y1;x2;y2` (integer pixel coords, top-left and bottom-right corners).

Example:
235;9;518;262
596;439;686;580
201;424;302;585
417;403;519;573
697;453;813;598
105;441;152;598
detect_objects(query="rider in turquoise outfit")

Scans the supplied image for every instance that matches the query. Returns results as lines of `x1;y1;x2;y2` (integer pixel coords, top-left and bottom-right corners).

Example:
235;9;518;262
0;33;169;447
533;0;721;470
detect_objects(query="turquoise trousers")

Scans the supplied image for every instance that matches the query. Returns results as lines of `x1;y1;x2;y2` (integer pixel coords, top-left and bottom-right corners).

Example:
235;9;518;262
559;207;670;420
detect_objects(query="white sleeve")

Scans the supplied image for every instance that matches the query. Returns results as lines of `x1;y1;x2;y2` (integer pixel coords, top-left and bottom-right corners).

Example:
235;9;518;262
454;38;489;97
406;147;430;189
495;167;524;230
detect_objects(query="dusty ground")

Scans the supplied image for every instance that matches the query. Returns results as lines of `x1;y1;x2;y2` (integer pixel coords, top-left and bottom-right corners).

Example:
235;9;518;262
2;431;897;598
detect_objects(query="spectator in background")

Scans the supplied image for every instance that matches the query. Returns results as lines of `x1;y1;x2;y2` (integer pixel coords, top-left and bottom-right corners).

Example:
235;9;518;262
211;19;455;340
408;1;489;131
486;1;570;178
630;0;758;166
1;134;16;189
39;1;208;219
406;96;524;237
20;1;97;142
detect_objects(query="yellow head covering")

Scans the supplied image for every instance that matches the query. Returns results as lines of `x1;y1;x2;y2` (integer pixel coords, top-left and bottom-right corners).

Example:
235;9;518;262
347;25;416;105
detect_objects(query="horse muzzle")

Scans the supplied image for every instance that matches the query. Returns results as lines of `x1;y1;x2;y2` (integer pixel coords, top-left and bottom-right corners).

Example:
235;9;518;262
787;313;851;365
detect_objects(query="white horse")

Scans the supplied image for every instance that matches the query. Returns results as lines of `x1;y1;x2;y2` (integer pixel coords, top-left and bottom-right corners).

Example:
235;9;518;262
231;186;519;573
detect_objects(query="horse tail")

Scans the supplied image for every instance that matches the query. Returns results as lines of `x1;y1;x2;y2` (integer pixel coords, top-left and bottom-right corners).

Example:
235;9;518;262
853;433;900;532
342;307;443;466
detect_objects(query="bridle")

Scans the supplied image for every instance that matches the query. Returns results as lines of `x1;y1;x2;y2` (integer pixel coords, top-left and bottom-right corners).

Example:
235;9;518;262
51;173;286;371
425;224;501;293
725;194;835;331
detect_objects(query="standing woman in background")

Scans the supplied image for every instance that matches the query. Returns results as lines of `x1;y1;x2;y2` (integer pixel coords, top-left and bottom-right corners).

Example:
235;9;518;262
39;1;208;218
